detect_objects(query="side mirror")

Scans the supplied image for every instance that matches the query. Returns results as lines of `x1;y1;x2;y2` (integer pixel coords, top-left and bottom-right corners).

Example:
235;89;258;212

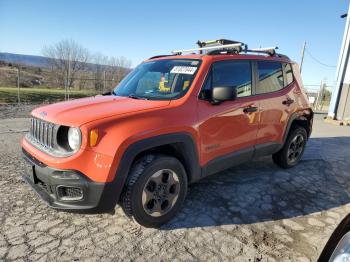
211;86;237;104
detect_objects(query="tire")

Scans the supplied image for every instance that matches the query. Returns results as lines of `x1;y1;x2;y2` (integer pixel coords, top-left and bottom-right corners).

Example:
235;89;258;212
272;126;307;169
121;154;188;228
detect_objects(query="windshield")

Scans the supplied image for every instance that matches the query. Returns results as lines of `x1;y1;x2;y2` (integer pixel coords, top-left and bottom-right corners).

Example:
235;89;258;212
113;59;201;100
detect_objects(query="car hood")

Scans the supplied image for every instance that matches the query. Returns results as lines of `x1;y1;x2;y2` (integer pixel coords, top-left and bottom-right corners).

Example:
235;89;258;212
31;95;170;126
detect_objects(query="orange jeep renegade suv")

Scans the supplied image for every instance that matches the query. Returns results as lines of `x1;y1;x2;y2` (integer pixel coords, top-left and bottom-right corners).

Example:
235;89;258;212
22;39;313;227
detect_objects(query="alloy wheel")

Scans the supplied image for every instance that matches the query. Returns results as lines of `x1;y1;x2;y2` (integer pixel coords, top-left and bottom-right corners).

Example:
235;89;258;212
287;134;305;164
142;169;180;217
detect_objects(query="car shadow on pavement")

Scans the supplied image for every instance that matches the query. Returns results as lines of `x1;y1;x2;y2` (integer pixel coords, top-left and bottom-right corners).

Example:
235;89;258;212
162;137;350;230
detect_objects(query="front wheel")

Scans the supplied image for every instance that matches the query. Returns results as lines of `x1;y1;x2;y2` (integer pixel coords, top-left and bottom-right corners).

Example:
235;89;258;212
272;126;307;169
121;154;188;228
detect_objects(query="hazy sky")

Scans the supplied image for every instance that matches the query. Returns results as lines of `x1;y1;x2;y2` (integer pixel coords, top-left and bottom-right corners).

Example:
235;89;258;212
0;0;348;89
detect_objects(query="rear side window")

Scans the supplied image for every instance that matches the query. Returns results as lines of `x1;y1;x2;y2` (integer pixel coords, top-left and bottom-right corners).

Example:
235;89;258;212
209;60;252;98
283;63;294;86
257;61;284;94
291;63;304;89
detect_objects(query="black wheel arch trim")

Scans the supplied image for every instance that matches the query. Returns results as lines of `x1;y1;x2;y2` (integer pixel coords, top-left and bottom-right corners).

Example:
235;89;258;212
111;132;201;204
281;110;313;147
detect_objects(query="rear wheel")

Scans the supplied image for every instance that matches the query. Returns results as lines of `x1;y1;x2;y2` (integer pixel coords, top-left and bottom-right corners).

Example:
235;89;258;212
272;126;307;168
121;154;187;228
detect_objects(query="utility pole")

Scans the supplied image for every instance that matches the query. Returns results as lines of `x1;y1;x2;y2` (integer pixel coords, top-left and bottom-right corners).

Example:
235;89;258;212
300;41;306;73
17;66;21;104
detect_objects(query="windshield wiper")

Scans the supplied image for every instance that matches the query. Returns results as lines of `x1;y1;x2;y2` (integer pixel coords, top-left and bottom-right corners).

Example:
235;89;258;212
128;94;148;100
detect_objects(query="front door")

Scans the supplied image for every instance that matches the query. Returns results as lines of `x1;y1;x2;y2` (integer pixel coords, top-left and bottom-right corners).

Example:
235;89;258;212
197;60;259;171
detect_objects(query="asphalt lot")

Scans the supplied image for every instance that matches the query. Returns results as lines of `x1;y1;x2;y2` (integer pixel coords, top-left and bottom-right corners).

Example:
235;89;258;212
1;105;350;261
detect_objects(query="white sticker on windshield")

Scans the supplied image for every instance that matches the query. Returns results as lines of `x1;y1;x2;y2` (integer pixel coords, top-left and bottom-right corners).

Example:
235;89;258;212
171;66;197;75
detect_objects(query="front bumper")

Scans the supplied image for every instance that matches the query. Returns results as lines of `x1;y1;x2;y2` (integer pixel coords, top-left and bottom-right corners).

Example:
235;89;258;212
22;148;119;213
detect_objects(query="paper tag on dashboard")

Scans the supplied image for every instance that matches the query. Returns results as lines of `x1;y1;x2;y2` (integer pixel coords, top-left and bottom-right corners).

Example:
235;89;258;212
171;66;197;75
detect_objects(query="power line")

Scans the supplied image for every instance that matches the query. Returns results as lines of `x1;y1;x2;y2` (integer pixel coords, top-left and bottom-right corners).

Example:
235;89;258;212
304;48;337;68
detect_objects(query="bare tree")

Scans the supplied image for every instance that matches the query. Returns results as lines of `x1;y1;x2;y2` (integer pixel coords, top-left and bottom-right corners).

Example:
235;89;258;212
43;39;90;98
42;39;131;96
107;56;132;90
92;55;132;93
93;53;108;92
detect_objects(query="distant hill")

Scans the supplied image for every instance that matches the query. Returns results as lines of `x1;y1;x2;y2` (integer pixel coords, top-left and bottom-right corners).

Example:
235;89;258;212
0;52;131;89
0;52;124;72
0;52;51;68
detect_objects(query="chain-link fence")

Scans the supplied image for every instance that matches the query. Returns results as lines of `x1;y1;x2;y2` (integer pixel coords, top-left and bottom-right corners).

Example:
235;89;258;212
304;84;332;112
0;63;126;104
0;79;114;104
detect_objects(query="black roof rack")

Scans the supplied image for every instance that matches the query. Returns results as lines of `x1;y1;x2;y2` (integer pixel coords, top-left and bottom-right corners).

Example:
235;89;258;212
161;39;289;60
197;39;243;47
172;42;244;55
207;49;240;55
196;39;244;55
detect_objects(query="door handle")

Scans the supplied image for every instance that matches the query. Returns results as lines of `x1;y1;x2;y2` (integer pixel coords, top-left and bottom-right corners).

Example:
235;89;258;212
282;98;294;106
243;106;258;113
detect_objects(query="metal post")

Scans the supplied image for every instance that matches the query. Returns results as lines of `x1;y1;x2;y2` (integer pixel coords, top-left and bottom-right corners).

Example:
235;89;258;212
319;82;326;111
103;71;106;93
320;87;325;111
17;66;20;104
64;74;67;100
300;41;306;73
67;53;71;100
315;80;323;110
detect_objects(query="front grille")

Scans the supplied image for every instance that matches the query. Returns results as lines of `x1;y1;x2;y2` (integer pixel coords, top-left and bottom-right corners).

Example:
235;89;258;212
29;118;55;149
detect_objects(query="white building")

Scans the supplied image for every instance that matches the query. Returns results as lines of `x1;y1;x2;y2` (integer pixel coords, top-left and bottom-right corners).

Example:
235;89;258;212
328;5;350;121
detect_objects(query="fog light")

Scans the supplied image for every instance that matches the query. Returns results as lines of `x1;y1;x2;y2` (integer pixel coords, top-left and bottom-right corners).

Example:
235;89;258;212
56;186;83;201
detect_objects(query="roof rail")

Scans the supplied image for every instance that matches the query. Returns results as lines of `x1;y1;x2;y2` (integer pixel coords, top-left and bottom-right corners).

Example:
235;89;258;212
148;54;177;60
171;42;244;55
245;47;279;56
275;53;290;60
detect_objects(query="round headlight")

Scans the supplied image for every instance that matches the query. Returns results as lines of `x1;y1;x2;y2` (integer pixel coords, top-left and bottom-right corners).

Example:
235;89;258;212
67;127;81;151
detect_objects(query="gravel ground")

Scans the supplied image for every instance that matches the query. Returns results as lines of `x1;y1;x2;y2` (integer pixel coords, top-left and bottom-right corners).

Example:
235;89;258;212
0;104;38;120
1;105;350;261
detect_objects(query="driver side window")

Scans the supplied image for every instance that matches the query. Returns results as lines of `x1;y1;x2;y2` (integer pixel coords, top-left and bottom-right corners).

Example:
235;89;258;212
200;60;252;100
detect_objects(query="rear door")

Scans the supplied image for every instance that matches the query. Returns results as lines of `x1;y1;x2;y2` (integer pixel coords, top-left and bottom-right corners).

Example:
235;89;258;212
255;61;297;149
